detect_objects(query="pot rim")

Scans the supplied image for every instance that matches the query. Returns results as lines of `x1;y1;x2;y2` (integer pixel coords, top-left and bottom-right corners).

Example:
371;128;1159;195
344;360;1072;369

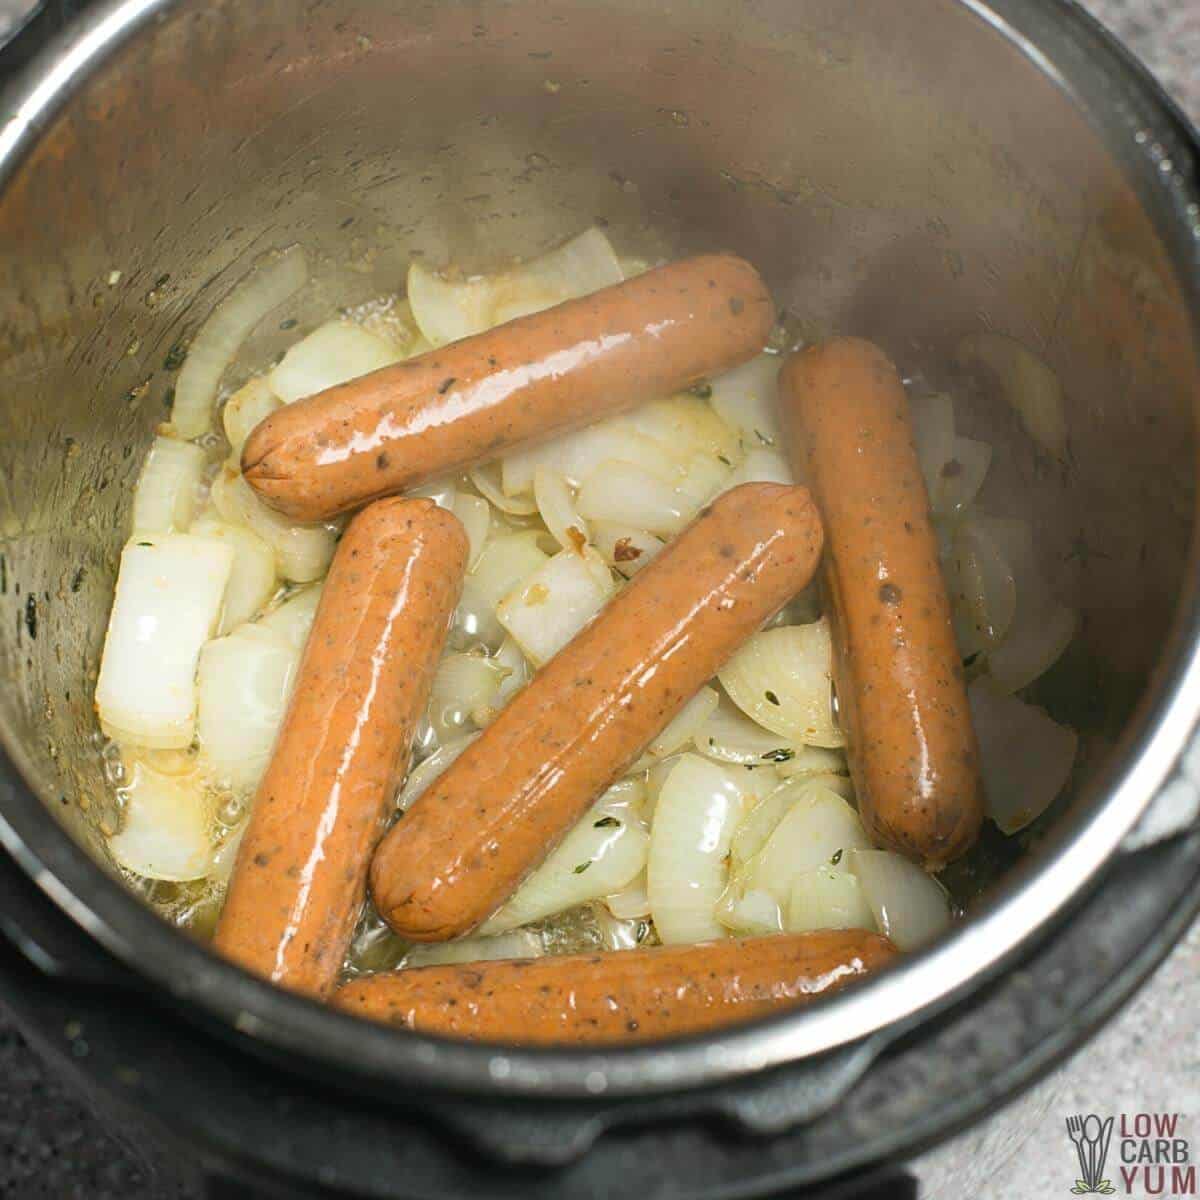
0;0;1198;1101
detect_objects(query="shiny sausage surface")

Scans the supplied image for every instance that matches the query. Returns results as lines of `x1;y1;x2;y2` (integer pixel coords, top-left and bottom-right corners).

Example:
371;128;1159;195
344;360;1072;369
213;498;468;997
780;339;982;868
370;483;824;941
335;929;896;1043
242;254;774;521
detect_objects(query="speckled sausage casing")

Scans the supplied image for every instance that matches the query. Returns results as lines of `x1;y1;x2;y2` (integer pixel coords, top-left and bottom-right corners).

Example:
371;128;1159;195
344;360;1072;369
335;929;896;1043
780;338;983;868
213;498;468;998
242;254;774;521
370;482;824;942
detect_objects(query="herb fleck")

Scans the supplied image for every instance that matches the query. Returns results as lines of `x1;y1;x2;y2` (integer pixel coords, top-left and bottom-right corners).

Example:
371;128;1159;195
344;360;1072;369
755;429;775;446
593;816;620;829
163;343;187;371
761;748;794;762
764;690;781;706
688;380;713;399
279;317;298;330
136;541;153;547
717;454;732;467
572;861;591;874
830;848;843;866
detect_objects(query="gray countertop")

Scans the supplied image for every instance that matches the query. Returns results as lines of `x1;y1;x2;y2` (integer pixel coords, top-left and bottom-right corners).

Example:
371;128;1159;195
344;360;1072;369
1;2;1197;1198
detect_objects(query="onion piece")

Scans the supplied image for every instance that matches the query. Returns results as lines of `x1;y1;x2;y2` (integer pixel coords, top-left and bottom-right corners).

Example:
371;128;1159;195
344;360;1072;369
490;637;529;711
626;396;739;465
786;866;876;934
190;517;277;633
631;686;720;772
403;930;544;969
452;493;491;569
672;451;733;520
482;782;648;934
268;319;401;404
196;623;298;792
945;513;1018;657
501;415;666;495
909;392;956;499
956;331;1068;459
848;848;952;951
131;437;208;535
725;448;793;489
397;734;478;811
775;747;851;780
427;651;506;741
210;464;337;583
96;535;234;749
407;227;622;347
647;754;754;944
534;466;588;551
591;521;664;578
497;545;615;665
708;354;782;449
604;872;652;920
469;462;538;515
969;677;1077;833
170;245;308;438
257;584;323;651
930;436;991;516
109;756;214;881
695;695;801;765
718;619;844;747
457;531;549;646
407;477;457;511
222;377;281;457
576;459;687;536
715;887;784;937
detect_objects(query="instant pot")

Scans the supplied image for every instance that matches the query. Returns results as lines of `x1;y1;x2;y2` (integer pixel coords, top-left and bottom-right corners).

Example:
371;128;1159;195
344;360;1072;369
1;1;1198;1196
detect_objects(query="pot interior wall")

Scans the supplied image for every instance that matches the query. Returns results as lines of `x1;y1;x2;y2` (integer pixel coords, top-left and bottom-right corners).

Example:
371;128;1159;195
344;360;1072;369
0;0;1196;903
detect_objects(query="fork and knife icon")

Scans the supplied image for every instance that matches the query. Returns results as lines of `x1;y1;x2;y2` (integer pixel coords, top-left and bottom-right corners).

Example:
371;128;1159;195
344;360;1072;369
1066;1114;1116;1194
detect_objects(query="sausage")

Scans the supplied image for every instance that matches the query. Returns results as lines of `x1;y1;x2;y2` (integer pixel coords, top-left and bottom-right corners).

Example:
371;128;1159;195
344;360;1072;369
779;338;983;868
242;254;774;521
370;482;824;941
213;498;468;997
335;929;896;1043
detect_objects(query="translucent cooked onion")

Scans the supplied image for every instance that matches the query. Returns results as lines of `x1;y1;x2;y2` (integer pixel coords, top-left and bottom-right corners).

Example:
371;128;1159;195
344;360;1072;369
786;865;876;934
672;451;733;520
407;226;623;346
468;462;538;515
496;545;615;665
694;695;801;765
626;396;739;465
576;459;687;536
631;686;719;771
457;531;549;646
268;319;401;404
715;887;783;937
451;493;491;569
171;245;308;438
397;734;478;811
191;517;277;633
482;782;648;933
491;637;529;710
956;331;1068;460
427;651;505;741
109;756;214;881
930;436;991;516
222;377;281;456
590;521;664;578
969;677;1077;834
647;754;754;944
708;354;782;449
403;929;544;969
407;476;457;511
726;448;793;489
848;848;952;951
196;623;299;793
718;619;844;747
533;466;588;551
96;535;234;749
945;512;1018;657
258;584;323;651
909;392;956;500
775;748;851;780
604;872;652;920
210;464;337;583
131;437;208;535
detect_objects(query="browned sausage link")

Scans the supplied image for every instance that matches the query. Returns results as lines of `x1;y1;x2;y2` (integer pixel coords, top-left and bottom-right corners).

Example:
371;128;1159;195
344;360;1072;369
242;254;774;521
213;498;468;998
371;482;824;942
779;339;983;868
335;930;896;1043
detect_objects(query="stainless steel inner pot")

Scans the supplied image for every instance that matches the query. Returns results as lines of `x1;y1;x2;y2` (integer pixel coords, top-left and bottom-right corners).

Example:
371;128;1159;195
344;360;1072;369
0;0;1198;1101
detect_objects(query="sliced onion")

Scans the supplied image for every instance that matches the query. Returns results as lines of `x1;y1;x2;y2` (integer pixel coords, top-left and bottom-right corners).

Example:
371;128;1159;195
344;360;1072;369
491;637;529;709
468;462;538;515
848;848;952;951
403;929;544;969
191;517;277;633
708;354;782;449
427;651;505;741
534;466;588;551
725;448;793;490
626;396;739;464
407;227;622;347
96;535;234;749
718;619;843;747
482;782;648;933
956;332;1068;459
604;872;652;920
497;545;615;665
786;866;876;934
631;686;720;771
695;695;801;765
930;436;991;516
945;512;1018;657
909;392;956;500
618;255;653;278
647;754;753;944
452;493;491;569
775;747;851;780
591;521;664;578
268;319;401;404
257;584;323;651
397;734;478;811
456;531;549;646
171;245;308;439
969;677;1077;833
222;377;281;457
673;451;733;520
576;459;687;536
501;415;666;494
109;756;214;881
196;624;298;793
407;476;457;511
131;437;208;535
715;886;784;937
210;464;337;583
741;783;871;905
